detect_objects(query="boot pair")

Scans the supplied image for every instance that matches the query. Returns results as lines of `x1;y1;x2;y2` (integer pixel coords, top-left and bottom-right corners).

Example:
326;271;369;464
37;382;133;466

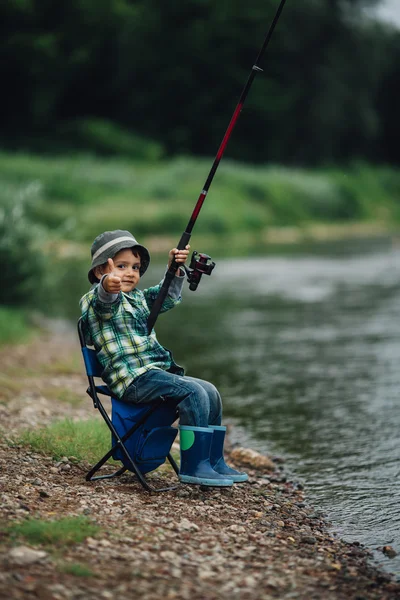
179;425;248;487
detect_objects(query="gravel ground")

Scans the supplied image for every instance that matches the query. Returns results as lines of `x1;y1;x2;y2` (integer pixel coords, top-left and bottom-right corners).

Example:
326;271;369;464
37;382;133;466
0;328;400;600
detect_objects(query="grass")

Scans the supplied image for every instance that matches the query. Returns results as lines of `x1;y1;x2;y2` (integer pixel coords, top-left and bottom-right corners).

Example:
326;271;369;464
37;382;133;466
0;307;36;346
7;516;100;547
1;152;400;251
59;562;94;577
1;152;400;324
16;418;110;463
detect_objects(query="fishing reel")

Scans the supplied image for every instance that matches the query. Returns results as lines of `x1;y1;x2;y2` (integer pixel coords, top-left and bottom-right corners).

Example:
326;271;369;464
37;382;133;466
183;251;215;291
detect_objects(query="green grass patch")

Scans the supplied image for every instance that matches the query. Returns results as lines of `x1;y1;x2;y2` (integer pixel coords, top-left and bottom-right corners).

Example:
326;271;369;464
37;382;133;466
8;516;100;547
1;152;400;246
1;152;400;319
16;418;110;463
59;562;94;577
0;307;36;346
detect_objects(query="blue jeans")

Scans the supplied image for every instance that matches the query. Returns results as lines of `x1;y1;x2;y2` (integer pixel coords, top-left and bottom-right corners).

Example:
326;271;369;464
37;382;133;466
122;369;222;427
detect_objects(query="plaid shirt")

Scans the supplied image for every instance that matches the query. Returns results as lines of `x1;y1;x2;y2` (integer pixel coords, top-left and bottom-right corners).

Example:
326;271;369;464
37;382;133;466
80;279;184;399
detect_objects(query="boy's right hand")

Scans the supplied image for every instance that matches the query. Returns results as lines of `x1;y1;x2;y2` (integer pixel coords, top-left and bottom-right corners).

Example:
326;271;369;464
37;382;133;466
102;258;122;293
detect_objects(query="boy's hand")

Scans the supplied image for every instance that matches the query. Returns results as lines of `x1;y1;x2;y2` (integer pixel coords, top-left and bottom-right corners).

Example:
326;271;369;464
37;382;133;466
103;258;122;293
168;245;190;271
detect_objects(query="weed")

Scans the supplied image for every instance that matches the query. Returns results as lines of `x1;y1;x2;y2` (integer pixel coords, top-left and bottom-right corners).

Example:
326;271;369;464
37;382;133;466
59;562;94;577
16;418;110;463
8;516;100;547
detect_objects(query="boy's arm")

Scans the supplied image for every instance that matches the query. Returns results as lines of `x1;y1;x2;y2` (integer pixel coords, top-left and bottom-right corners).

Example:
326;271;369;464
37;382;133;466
143;245;189;312
144;269;185;313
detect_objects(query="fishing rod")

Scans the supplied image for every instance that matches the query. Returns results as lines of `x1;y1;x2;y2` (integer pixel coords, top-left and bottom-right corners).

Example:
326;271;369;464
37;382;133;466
147;0;288;333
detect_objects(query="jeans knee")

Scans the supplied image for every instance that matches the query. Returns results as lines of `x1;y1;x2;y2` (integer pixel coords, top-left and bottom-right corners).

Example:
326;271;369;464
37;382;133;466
177;381;210;427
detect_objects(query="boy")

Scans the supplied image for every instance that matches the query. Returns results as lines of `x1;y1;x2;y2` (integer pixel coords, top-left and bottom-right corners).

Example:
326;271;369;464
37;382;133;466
80;229;247;486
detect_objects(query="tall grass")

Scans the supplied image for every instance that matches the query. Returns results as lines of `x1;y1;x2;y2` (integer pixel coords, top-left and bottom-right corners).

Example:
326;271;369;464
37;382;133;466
0;153;399;248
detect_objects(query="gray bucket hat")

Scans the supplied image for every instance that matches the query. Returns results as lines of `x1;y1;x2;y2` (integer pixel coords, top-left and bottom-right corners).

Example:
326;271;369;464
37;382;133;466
88;229;150;284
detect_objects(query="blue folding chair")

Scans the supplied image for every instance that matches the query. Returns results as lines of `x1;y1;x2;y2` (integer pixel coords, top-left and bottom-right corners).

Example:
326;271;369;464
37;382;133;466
78;318;180;492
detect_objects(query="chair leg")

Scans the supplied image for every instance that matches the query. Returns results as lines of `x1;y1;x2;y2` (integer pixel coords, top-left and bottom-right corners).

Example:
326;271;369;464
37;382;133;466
86;465;127;481
167;452;179;475
86;444;180;492
118;445;180;493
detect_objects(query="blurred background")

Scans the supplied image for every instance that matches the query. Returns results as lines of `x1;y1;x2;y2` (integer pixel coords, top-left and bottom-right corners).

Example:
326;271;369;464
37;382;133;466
1;0;400;576
1;0;400;323
0;0;399;324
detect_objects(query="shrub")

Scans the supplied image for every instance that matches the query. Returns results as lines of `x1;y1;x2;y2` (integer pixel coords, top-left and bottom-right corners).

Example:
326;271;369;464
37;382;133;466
57;118;165;161
0;196;48;307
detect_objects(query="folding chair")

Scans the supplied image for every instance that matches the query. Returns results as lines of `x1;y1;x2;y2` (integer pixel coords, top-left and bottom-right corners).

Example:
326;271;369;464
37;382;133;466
77;318;180;492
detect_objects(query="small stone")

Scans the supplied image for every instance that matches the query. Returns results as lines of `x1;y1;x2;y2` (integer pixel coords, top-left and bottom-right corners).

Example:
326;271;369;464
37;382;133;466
8;546;47;566
300;535;317;544
176;518;199;532
382;545;397;558
227;524;246;533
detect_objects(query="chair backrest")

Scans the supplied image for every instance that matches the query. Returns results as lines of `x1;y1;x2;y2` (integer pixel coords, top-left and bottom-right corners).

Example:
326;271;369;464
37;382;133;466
78;318;103;378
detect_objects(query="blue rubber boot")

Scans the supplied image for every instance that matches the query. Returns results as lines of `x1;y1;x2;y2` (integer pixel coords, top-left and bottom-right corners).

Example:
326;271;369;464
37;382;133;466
209;425;249;483
179;426;233;487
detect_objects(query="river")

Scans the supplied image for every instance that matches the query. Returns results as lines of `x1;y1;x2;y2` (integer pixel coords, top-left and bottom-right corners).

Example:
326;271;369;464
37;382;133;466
149;238;400;577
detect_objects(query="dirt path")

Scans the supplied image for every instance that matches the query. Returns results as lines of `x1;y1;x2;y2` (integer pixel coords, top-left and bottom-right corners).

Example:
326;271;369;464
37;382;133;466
1;326;400;600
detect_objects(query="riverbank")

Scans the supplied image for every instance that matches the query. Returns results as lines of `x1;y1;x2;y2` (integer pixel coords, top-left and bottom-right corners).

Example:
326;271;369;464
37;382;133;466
1;328;400;599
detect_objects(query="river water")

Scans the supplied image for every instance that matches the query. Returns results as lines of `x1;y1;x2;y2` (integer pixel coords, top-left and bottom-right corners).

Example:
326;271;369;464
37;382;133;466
149;238;400;577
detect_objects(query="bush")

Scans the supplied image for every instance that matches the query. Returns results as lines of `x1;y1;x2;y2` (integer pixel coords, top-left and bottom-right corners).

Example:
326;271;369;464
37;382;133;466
0;197;48;307
57;118;165;161
0;307;34;345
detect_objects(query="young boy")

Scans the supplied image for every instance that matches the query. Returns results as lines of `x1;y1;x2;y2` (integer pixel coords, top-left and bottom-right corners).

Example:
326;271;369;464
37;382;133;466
80;229;247;486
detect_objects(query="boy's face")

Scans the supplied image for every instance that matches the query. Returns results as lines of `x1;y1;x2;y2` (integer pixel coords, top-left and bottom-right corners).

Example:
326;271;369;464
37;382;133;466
99;248;141;293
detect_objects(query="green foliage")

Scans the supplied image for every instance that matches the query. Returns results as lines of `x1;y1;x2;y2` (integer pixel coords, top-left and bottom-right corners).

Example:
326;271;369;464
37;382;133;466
8;517;100;547
1;152;400;243
0;0;398;166
57;119;165;161
0;192;48;307
0;307;34;345
16;418;111;463
60;562;94;577
1;151;400;321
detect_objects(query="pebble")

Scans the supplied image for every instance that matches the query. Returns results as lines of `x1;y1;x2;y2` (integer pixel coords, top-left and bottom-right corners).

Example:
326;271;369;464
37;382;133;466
300;535;317;544
7;546;47;566
381;545;397;558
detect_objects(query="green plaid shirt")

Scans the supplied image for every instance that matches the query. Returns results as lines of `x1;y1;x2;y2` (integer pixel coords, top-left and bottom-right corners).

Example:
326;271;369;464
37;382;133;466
80;279;184;399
